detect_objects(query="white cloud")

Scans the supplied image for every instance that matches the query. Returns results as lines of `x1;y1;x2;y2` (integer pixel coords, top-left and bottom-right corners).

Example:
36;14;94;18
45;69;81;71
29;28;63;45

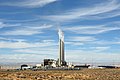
42;39;55;43
67;36;96;42
0;54;50;63
82;9;120;20
64;25;120;34
92;40;120;45
0;37;26;42
1;0;57;8
0;47;118;64
14;48;58;54
66;49;120;64
0;22;20;29
65;41;84;46
96;46;110;50
1;24;53;35
65;36;96;46
4;30;42;35
43;0;120;21
0;39;57;49
0;47;58;63
0;41;37;48
0;22;5;28
91;46;110;52
2;18;40;23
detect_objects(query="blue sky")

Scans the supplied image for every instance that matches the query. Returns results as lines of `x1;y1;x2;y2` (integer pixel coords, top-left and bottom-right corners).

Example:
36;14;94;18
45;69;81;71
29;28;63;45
0;0;120;64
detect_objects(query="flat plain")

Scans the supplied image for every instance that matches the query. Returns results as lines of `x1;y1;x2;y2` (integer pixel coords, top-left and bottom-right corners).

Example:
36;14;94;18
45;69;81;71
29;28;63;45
0;69;120;80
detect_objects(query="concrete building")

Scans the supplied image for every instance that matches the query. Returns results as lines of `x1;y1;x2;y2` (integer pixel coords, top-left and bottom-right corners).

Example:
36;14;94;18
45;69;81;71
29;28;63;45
58;29;66;66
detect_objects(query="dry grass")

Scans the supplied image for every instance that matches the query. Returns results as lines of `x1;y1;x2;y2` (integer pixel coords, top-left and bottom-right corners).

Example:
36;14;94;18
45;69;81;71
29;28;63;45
0;69;120;80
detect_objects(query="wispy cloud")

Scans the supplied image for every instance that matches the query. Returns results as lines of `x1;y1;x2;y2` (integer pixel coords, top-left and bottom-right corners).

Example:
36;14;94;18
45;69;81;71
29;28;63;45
65;41;84;46
65;36;96;46
0;39;57;49
66;49;120;63
89;46;111;52
95;46;110;51
1;0;57;8
0;46;115;64
43;0;120;21
0;22;5;28
92;40;120;45
0;41;38;48
82;9;120;20
64;25;120;34
0;53;52;63
0;37;26;42
0;42;58;63
1;24;53;35
67;36;96;42
0;49;119;64
14;48;58;54
0;21;21;29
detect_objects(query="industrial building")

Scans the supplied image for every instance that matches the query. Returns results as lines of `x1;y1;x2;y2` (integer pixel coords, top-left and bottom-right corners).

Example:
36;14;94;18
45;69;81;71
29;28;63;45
43;29;67;68
21;64;31;70
44;59;57;68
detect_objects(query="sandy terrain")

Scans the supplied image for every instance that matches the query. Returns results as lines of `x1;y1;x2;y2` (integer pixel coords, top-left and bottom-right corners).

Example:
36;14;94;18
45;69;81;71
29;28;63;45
0;69;120;80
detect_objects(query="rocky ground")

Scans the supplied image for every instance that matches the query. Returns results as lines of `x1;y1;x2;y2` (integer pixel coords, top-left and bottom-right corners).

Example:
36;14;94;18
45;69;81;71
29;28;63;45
0;69;120;80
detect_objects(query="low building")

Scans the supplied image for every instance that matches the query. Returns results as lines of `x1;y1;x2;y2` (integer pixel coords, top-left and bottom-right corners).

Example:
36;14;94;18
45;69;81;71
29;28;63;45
44;59;57;68
98;66;116;68
74;64;90;69
35;64;43;69
88;66;105;69
36;64;42;67
21;64;31;70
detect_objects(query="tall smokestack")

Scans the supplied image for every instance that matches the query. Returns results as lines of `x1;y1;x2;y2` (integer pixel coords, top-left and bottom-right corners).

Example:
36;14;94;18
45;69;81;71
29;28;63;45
58;29;65;66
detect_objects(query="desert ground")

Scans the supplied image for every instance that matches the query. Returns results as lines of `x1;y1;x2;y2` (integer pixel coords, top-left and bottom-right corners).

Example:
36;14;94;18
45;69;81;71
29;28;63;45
0;69;120;80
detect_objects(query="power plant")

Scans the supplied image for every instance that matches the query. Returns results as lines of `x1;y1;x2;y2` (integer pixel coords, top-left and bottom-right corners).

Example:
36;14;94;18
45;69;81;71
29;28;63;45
0;28;94;70
43;29;67;68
